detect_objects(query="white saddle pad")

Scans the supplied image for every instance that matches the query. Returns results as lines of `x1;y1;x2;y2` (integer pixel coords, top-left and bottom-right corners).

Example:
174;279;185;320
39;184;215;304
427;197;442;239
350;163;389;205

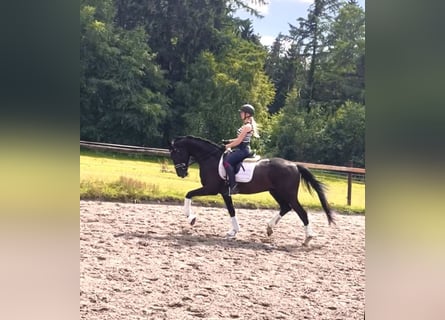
218;155;262;183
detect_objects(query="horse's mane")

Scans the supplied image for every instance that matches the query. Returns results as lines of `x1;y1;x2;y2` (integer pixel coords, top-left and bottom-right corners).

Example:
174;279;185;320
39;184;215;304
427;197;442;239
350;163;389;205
174;135;225;152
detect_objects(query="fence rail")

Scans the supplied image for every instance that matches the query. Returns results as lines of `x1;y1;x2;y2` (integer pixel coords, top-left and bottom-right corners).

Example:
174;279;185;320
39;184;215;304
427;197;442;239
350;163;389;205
80;140;170;156
80;140;365;206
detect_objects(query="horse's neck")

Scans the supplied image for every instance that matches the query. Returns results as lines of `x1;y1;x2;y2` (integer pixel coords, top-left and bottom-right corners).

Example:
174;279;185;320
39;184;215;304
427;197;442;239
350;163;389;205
188;141;221;163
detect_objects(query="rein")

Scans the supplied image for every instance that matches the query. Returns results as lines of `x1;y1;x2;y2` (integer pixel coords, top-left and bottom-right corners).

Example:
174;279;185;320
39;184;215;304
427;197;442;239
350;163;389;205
174;156;198;171
173;137;223;170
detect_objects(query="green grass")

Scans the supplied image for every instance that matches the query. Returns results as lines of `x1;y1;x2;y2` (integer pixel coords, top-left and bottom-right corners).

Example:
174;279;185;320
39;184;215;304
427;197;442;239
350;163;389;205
80;150;365;214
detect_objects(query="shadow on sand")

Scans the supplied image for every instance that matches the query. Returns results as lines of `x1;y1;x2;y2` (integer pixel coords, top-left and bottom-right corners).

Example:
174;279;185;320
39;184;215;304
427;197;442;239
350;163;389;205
114;229;324;253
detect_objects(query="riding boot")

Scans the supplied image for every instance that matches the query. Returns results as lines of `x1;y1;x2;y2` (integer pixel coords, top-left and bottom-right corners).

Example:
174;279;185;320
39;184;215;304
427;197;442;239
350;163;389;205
225;165;239;195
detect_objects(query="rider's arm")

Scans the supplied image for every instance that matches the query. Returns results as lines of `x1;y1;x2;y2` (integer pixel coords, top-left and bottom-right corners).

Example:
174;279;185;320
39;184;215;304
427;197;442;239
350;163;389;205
225;124;252;149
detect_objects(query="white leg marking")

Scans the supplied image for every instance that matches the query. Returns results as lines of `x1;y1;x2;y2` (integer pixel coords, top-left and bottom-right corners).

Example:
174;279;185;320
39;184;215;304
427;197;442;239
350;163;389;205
231;216;240;232
267;214;282;236
303;224;315;246
184;198;196;225
304;224;315;237
268;213;281;228
226;216;240;238
184;198;191;217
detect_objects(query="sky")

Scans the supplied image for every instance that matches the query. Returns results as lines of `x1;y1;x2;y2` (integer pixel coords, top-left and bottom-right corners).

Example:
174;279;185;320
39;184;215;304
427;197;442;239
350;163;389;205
235;0;365;47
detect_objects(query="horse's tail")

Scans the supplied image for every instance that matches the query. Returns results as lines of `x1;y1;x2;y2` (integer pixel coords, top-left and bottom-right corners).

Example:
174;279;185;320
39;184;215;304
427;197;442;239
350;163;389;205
297;165;335;225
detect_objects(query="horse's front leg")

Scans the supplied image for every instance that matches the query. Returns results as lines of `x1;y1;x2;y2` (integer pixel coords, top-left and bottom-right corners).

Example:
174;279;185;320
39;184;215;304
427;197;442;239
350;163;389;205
222;194;239;238
183;187;217;226
183;197;196;226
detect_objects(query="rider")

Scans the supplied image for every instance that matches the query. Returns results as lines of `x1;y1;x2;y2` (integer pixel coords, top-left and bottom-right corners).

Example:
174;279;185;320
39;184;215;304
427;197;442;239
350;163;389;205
223;104;259;195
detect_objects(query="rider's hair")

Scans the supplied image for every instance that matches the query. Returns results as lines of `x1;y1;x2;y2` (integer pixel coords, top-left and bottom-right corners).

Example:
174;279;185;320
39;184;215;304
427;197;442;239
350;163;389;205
250;117;260;138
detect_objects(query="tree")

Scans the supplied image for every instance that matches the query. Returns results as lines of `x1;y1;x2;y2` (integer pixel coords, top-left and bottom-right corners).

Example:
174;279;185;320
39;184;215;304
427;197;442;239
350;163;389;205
113;0;268;142
232;17;261;44
80;0;169;146
267;89;328;162
288;0;341;111
115;0;231;82
264;33;304;114
318;1;365;106
175;37;274;148
321;101;365;167
267;96;364;166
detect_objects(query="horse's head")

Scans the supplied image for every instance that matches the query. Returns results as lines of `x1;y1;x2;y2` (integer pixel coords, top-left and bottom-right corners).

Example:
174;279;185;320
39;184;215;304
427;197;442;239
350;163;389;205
169;138;190;178
169;135;224;178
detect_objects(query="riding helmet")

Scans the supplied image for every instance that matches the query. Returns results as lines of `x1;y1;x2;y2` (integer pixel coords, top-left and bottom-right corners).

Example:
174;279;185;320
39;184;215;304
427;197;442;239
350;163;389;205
239;104;255;116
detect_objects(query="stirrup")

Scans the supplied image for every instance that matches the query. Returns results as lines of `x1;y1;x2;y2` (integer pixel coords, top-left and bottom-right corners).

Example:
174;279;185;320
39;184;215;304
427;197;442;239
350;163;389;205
222;184;238;196
229;184;239;195
222;184;230;196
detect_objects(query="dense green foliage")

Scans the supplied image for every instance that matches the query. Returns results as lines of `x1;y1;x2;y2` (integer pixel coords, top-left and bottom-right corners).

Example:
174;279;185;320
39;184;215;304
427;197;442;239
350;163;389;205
80;0;365;167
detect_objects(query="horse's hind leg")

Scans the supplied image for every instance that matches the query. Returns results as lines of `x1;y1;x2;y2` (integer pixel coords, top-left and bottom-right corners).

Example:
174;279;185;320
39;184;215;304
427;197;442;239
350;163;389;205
289;198;315;246
267;190;292;236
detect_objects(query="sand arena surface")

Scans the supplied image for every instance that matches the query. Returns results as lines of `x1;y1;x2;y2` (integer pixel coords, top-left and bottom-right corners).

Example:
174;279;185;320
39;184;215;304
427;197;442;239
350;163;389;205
80;200;365;319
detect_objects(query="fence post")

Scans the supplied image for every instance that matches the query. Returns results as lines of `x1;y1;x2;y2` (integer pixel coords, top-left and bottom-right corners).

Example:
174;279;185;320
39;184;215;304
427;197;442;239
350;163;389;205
347;160;353;206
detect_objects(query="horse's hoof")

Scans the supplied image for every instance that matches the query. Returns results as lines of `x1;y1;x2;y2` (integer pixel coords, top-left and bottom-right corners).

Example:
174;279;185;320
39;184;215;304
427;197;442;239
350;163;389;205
266;225;273;237
302;236;313;246
225;230;237;239
187;214;196;226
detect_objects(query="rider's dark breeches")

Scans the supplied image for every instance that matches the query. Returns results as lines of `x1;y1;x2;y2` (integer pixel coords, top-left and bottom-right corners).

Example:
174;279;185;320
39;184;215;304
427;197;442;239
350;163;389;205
224;148;250;167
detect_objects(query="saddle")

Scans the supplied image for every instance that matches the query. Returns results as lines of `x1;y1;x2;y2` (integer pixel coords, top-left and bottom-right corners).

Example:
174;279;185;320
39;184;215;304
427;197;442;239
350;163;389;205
218;151;262;183
233;151;259;173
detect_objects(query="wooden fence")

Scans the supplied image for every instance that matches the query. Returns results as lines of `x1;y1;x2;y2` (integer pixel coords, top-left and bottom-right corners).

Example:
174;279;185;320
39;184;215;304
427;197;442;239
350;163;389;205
80;140;365;206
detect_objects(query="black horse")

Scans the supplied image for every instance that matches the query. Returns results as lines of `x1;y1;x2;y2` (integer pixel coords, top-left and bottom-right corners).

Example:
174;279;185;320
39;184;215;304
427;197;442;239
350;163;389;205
169;135;334;245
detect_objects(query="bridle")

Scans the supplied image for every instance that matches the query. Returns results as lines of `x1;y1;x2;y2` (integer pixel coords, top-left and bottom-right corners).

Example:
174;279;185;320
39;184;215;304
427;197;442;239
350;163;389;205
171;148;195;174
174;158;194;171
174;162;187;170
171;139;224;174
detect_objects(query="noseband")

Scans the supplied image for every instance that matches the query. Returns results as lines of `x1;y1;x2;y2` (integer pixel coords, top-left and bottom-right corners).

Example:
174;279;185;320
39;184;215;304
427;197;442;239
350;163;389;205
174;157;195;171
175;162;188;170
